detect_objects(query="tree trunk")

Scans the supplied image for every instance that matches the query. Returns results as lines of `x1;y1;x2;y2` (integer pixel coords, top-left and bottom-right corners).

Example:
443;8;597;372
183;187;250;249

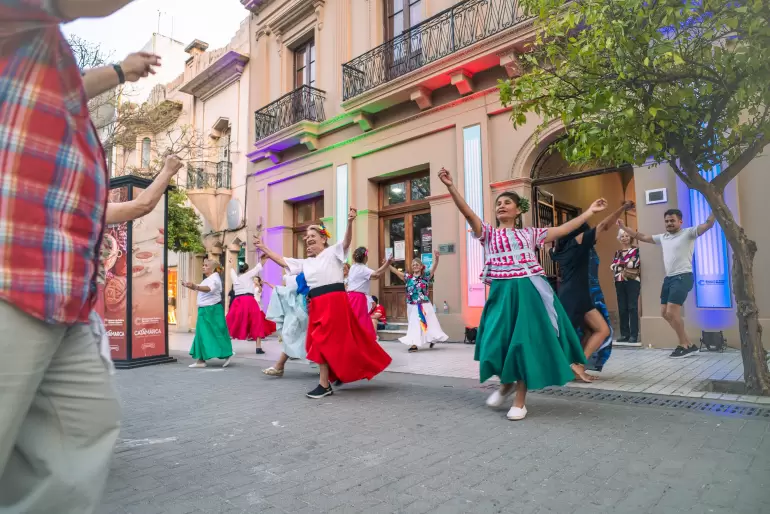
701;188;770;396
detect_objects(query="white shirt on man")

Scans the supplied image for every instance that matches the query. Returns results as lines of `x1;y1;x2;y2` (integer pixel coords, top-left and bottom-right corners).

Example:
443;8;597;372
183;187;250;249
347;263;374;294
652;226;700;277
230;263;263;296
285;242;346;289
197;273;223;307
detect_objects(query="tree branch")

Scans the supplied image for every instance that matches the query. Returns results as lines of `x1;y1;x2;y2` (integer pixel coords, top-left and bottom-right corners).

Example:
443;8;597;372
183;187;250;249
712;132;770;192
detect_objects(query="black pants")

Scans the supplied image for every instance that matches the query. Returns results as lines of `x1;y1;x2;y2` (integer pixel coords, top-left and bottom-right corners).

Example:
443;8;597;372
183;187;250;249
615;280;640;339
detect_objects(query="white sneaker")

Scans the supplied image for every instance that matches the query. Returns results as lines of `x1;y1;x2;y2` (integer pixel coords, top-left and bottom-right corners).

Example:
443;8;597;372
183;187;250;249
222;357;232;368
188;362;207;368
486;388;513;408
506;405;528;420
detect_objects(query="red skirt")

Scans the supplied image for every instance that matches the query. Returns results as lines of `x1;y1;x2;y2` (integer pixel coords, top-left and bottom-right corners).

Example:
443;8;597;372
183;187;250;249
347;291;377;342
226;295;276;340
307;290;391;383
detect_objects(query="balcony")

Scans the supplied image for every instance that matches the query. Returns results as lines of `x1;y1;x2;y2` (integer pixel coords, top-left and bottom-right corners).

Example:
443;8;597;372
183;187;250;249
342;0;533;111
249;85;327;163
186;161;232;190
185;161;233;231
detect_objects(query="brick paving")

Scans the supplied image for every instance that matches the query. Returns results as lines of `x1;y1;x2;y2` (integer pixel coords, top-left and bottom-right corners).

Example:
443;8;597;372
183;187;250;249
170;333;761;404
100;355;769;514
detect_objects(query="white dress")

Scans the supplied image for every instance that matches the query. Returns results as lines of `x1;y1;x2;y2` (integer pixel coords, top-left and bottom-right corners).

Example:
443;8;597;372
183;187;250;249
398;272;449;348
265;275;308;360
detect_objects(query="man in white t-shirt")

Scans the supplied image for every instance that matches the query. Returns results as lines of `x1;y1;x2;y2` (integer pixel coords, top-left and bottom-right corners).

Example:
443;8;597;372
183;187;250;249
618;208;715;358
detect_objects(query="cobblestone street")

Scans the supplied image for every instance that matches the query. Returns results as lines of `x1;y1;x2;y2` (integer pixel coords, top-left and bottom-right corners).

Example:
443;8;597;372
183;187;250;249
100;355;769;514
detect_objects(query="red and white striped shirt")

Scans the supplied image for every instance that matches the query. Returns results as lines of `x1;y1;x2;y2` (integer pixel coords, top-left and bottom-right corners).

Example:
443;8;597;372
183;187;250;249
476;223;548;284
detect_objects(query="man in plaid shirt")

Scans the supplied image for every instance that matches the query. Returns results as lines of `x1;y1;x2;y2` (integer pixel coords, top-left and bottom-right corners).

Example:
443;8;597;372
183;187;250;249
0;1;164;512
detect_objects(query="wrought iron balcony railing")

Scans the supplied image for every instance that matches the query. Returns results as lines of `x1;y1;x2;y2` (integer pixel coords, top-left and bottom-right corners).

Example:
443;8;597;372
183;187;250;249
253;85;326;142
186;161;232;190
342;0;528;101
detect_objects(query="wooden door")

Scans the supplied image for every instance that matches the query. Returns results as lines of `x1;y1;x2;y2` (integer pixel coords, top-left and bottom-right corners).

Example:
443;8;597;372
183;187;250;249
380;209;432;321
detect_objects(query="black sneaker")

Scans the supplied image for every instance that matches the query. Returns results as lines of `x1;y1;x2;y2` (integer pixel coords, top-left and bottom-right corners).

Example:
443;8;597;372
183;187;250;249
669;345;698;358
306;384;333;399
333;379;343;387
255;348;265;355
629;337;638;343
616;336;629;343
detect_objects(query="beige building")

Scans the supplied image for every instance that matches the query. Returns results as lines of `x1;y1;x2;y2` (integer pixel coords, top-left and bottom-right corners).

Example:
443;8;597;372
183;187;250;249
217;0;768;349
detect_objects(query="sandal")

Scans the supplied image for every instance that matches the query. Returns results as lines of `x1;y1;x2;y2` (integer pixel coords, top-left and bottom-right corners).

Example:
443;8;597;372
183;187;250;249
408;346;418;353
262;367;284;377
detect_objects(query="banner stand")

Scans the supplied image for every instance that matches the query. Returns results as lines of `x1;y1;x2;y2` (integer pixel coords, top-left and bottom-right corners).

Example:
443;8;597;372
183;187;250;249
107;176;176;369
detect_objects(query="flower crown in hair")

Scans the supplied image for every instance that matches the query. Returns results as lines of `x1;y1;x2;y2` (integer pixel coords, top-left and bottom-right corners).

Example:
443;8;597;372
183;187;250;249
318;221;332;239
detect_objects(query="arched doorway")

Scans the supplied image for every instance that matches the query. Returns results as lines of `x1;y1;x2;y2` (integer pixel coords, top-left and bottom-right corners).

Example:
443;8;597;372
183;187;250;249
529;138;638;340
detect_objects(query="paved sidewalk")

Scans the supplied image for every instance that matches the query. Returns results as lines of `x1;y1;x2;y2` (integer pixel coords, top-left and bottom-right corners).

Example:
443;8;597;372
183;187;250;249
100;358;768;514
170;332;763;404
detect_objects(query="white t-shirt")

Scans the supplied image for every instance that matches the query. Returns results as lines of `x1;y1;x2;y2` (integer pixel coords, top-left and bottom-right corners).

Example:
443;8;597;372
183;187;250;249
197;273;222;307
347;263;374;294
230;263;262;295
653;226;699;277
285;242;347;289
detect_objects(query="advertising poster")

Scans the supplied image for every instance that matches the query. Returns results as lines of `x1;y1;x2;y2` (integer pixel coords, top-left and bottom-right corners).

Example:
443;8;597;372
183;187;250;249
394;240;405;261
421;228;432;254
104;187;129;360
130;187;167;358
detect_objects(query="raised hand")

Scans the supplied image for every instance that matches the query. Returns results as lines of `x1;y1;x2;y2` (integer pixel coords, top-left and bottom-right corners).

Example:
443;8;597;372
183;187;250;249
162;154;183;175
617;218;627;229
348;207;357;222
622;200;635;211
438;167;454;188
120;52;161;82
589;198;608;213
253;235;265;250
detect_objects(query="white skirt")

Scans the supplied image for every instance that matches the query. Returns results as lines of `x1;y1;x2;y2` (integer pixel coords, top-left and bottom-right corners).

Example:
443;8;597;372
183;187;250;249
399;303;448;348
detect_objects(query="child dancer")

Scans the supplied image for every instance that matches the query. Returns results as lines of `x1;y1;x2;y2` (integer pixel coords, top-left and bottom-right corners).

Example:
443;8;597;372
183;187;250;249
255;208;392;399
226;254;276;354
388;251;448;353
263;271;310;376
347;247;392;343
438;167;605;420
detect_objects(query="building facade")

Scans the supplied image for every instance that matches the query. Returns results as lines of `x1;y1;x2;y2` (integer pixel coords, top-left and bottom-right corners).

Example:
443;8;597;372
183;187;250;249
230;0;770;348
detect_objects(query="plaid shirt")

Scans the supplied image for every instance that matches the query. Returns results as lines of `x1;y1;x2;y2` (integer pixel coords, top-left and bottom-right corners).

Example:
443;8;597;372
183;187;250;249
0;0;108;324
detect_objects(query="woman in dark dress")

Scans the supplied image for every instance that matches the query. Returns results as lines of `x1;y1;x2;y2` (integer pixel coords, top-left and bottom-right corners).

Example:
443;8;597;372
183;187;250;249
550;201;634;373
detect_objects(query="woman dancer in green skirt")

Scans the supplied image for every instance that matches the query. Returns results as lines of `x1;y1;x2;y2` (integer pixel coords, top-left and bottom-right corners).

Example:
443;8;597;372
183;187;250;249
438;168;606;420
184;259;234;368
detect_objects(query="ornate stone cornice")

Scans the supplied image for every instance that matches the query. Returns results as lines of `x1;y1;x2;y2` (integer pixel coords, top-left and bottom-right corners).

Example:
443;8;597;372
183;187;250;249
178;51;249;102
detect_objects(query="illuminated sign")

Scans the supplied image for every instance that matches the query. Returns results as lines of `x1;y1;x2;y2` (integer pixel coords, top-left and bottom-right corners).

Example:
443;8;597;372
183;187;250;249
463;125;485;307
689;163;732;308
336;164;349;243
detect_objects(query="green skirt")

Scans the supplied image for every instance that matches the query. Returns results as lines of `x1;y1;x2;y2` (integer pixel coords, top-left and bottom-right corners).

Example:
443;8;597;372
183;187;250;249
475;277;586;390
190;303;233;361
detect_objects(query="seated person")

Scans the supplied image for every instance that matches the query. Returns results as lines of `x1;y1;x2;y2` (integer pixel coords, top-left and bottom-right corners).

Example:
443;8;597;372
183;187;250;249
370;296;387;331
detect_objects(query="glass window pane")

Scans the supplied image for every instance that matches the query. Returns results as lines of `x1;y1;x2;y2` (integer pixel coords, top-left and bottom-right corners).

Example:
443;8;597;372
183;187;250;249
394;0;404;13
310;42;316;62
310;63;316;85
295;232;307;258
394;12;403;35
412;213;431;262
315;197;324;217
296;202;313;224
385;218;405;286
384;181;407;205
410;1;422;27
410;175;430;201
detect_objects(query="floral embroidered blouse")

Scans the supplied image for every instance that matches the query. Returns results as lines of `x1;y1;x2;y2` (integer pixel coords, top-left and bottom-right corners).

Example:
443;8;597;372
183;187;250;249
475;223;548;284
404;273;432;305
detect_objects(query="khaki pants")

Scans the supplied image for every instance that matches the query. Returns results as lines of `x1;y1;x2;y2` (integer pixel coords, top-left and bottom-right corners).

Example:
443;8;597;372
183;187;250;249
0;300;120;514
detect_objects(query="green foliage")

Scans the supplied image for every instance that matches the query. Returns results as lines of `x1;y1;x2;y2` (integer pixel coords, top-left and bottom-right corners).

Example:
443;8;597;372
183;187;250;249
167;188;205;254
499;0;770;186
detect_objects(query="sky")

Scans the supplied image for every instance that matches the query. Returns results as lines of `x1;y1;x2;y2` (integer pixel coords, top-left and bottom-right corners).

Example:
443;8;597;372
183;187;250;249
62;0;249;60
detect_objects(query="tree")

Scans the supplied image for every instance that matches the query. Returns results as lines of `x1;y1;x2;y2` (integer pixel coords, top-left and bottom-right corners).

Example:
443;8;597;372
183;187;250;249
500;0;770;394
168;188;206;254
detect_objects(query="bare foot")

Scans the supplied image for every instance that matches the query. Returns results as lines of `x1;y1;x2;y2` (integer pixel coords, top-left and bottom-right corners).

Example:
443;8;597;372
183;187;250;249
571;364;597;383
